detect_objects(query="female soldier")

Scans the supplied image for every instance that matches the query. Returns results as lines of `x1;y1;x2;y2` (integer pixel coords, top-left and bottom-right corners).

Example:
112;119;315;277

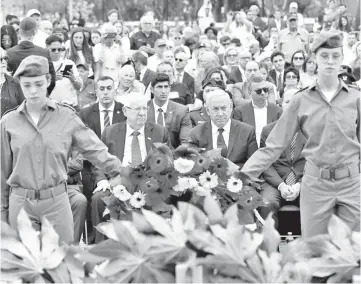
1;55;122;243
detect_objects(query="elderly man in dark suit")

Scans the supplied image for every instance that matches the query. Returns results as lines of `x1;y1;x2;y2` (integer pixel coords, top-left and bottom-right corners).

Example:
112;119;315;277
6;17;56;95
174;49;195;94
91;93;169;243
233;75;283;146
147;73;192;149
132;50;156;92
79;76;126;201
188;90;258;169
258;118;306;229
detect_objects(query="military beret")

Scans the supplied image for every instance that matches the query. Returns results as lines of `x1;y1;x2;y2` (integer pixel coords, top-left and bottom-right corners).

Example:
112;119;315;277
338;72;356;84
311;31;343;53
26;9;41;17
287;12;298;21
14;55;49;78
19;17;37;32
107;9;118;16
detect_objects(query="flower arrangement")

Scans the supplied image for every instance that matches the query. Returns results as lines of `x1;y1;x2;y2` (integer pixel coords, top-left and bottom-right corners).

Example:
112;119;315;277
102;143;267;228
2;202;359;283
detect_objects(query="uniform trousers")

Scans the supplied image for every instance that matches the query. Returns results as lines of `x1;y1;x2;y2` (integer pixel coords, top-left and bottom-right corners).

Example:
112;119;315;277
300;170;360;238
9;190;74;244
67;185;87;244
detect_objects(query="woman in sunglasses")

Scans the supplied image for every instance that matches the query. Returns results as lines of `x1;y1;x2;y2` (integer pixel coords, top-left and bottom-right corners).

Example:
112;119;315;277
46;35;82;109
290;50;306;73
281;67;300;99
222;46;239;73
0;48;25;117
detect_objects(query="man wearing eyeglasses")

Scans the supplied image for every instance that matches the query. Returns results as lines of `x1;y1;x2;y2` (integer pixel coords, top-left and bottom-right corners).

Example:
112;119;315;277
233;75;282;146
174;50;195;95
91;93;169;243
188;90;258;168
46;35;82;109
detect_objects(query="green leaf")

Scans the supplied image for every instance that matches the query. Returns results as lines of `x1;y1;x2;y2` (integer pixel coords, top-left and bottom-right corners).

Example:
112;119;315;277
64;249;85;283
203;195;223;224
223;203;239;227
46;261;71;283
1;221;19;239
88;239;125;258
132;211;154;233
177;202;208;232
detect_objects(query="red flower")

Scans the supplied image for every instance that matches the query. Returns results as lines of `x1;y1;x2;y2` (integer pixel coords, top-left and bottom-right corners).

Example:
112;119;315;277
208;157;228;182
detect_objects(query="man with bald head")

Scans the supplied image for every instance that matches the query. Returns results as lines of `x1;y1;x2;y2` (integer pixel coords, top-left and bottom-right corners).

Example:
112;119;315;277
41;20;53;35
91;93;170;243
229;50;252;83
188;90;258;168
195;50;220;94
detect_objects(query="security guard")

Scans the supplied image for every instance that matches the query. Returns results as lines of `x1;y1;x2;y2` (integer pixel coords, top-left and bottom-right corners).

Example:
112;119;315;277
1;55;123;243
190;79;226;127
241;31;360;237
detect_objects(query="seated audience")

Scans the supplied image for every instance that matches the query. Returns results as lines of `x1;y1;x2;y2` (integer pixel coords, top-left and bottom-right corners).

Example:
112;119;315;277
115;65;145;104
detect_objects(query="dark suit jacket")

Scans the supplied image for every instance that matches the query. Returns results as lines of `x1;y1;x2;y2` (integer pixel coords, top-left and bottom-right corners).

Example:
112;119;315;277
229;66;244;84
6;41;56;95
182;71;195;94
147;100;192;149
190;106;210;127
94;121;169;184
260;121;306;188
268;69;283;90
233;101;283;128
188;119;258;169
79;101;126;138
141;68;156;89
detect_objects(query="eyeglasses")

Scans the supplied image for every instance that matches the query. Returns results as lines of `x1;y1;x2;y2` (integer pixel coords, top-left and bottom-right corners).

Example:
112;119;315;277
50;48;66;52
175;58;184;62
126;106;149;113
254;87;269;94
286;75;298;79
227;53;238;57
209;106;230;114
0;55;9;62
222;42;230;46
293;57;304;60
174;37;181;40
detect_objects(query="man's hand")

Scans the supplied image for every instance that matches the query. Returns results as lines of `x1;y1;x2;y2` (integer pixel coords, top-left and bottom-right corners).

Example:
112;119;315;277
286;183;300;201
63;69;76;83
139;46;153;54
278;182;292;200
109;174;122;188
93;179;111;194
56;72;63;81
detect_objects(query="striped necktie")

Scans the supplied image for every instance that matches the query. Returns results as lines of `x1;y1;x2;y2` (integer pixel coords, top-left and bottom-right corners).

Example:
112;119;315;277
103;110;110;128
131;131;142;165
157;108;164;126
285;133;298;185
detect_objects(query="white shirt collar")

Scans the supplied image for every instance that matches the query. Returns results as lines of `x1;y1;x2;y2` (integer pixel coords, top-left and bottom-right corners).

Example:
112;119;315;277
99;101;115;112
252;100;268;109
126;124;145;137
153;99;169;113
211;119;231;135
140;67;147;79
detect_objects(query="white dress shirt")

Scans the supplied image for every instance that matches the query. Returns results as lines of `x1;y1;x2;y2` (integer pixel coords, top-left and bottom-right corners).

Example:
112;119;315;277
211;119;231;150
99;102;115;133
238;66;246;82
252;101;268;146
33;30;48;48
175;70;184;83
153;100;169;127
122;124;147;166
139;67;147;82
147;55;163;71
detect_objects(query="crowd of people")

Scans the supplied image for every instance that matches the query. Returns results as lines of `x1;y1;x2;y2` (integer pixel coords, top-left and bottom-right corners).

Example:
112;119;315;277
0;0;360;245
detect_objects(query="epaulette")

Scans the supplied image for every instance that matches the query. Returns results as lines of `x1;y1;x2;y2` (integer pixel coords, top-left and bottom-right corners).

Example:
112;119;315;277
57;102;76;112
190;107;202;112
3;106;19;116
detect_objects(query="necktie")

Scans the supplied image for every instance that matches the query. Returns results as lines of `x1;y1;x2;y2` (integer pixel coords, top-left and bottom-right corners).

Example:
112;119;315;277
157;108;164;126
103;110;110;128
285;133;298;185
176;73;182;83
277;73;283;91
217;128;227;150
131;131;142;165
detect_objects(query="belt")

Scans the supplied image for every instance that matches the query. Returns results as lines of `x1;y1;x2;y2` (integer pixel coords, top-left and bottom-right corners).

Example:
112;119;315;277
304;163;360;180
11;183;67;200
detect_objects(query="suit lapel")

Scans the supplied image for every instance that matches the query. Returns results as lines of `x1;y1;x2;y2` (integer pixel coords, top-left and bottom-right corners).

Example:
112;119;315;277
200;106;210;121
267;104;273;124
165;101;175;129
227;120;240;157
144;123;153;154
205;121;213;150
248;102;256;128
112;102;125;123
117;123;127;162
93;103;102;138
147;101;156;123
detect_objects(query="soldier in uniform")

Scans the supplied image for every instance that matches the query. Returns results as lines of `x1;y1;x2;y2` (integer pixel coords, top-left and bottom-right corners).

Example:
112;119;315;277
241;31;360;237
1;55;123;243
190;79;227;127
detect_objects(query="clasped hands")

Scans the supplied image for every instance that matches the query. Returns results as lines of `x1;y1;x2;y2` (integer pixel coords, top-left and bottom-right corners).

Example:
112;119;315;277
93;174;122;194
278;182;300;201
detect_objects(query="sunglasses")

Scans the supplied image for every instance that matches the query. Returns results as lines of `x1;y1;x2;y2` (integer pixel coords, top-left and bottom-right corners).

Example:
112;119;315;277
286;75;298;79
294;56;304;60
50;48;66;52
227;54;238;57
175;58;184;62
0;55;9;62
254;87;269;94
174;37;181;40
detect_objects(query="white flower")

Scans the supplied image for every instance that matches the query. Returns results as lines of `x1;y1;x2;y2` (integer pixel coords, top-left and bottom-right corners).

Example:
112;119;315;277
194;186;211;196
187;178;198;189
173;177;190;192
199;170;218;190
129;191;146;208
113;185;132;201
174;158;195;174
226;177;243;193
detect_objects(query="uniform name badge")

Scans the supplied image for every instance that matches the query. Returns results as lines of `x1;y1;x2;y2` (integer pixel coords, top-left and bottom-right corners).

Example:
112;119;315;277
169;92;179;99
